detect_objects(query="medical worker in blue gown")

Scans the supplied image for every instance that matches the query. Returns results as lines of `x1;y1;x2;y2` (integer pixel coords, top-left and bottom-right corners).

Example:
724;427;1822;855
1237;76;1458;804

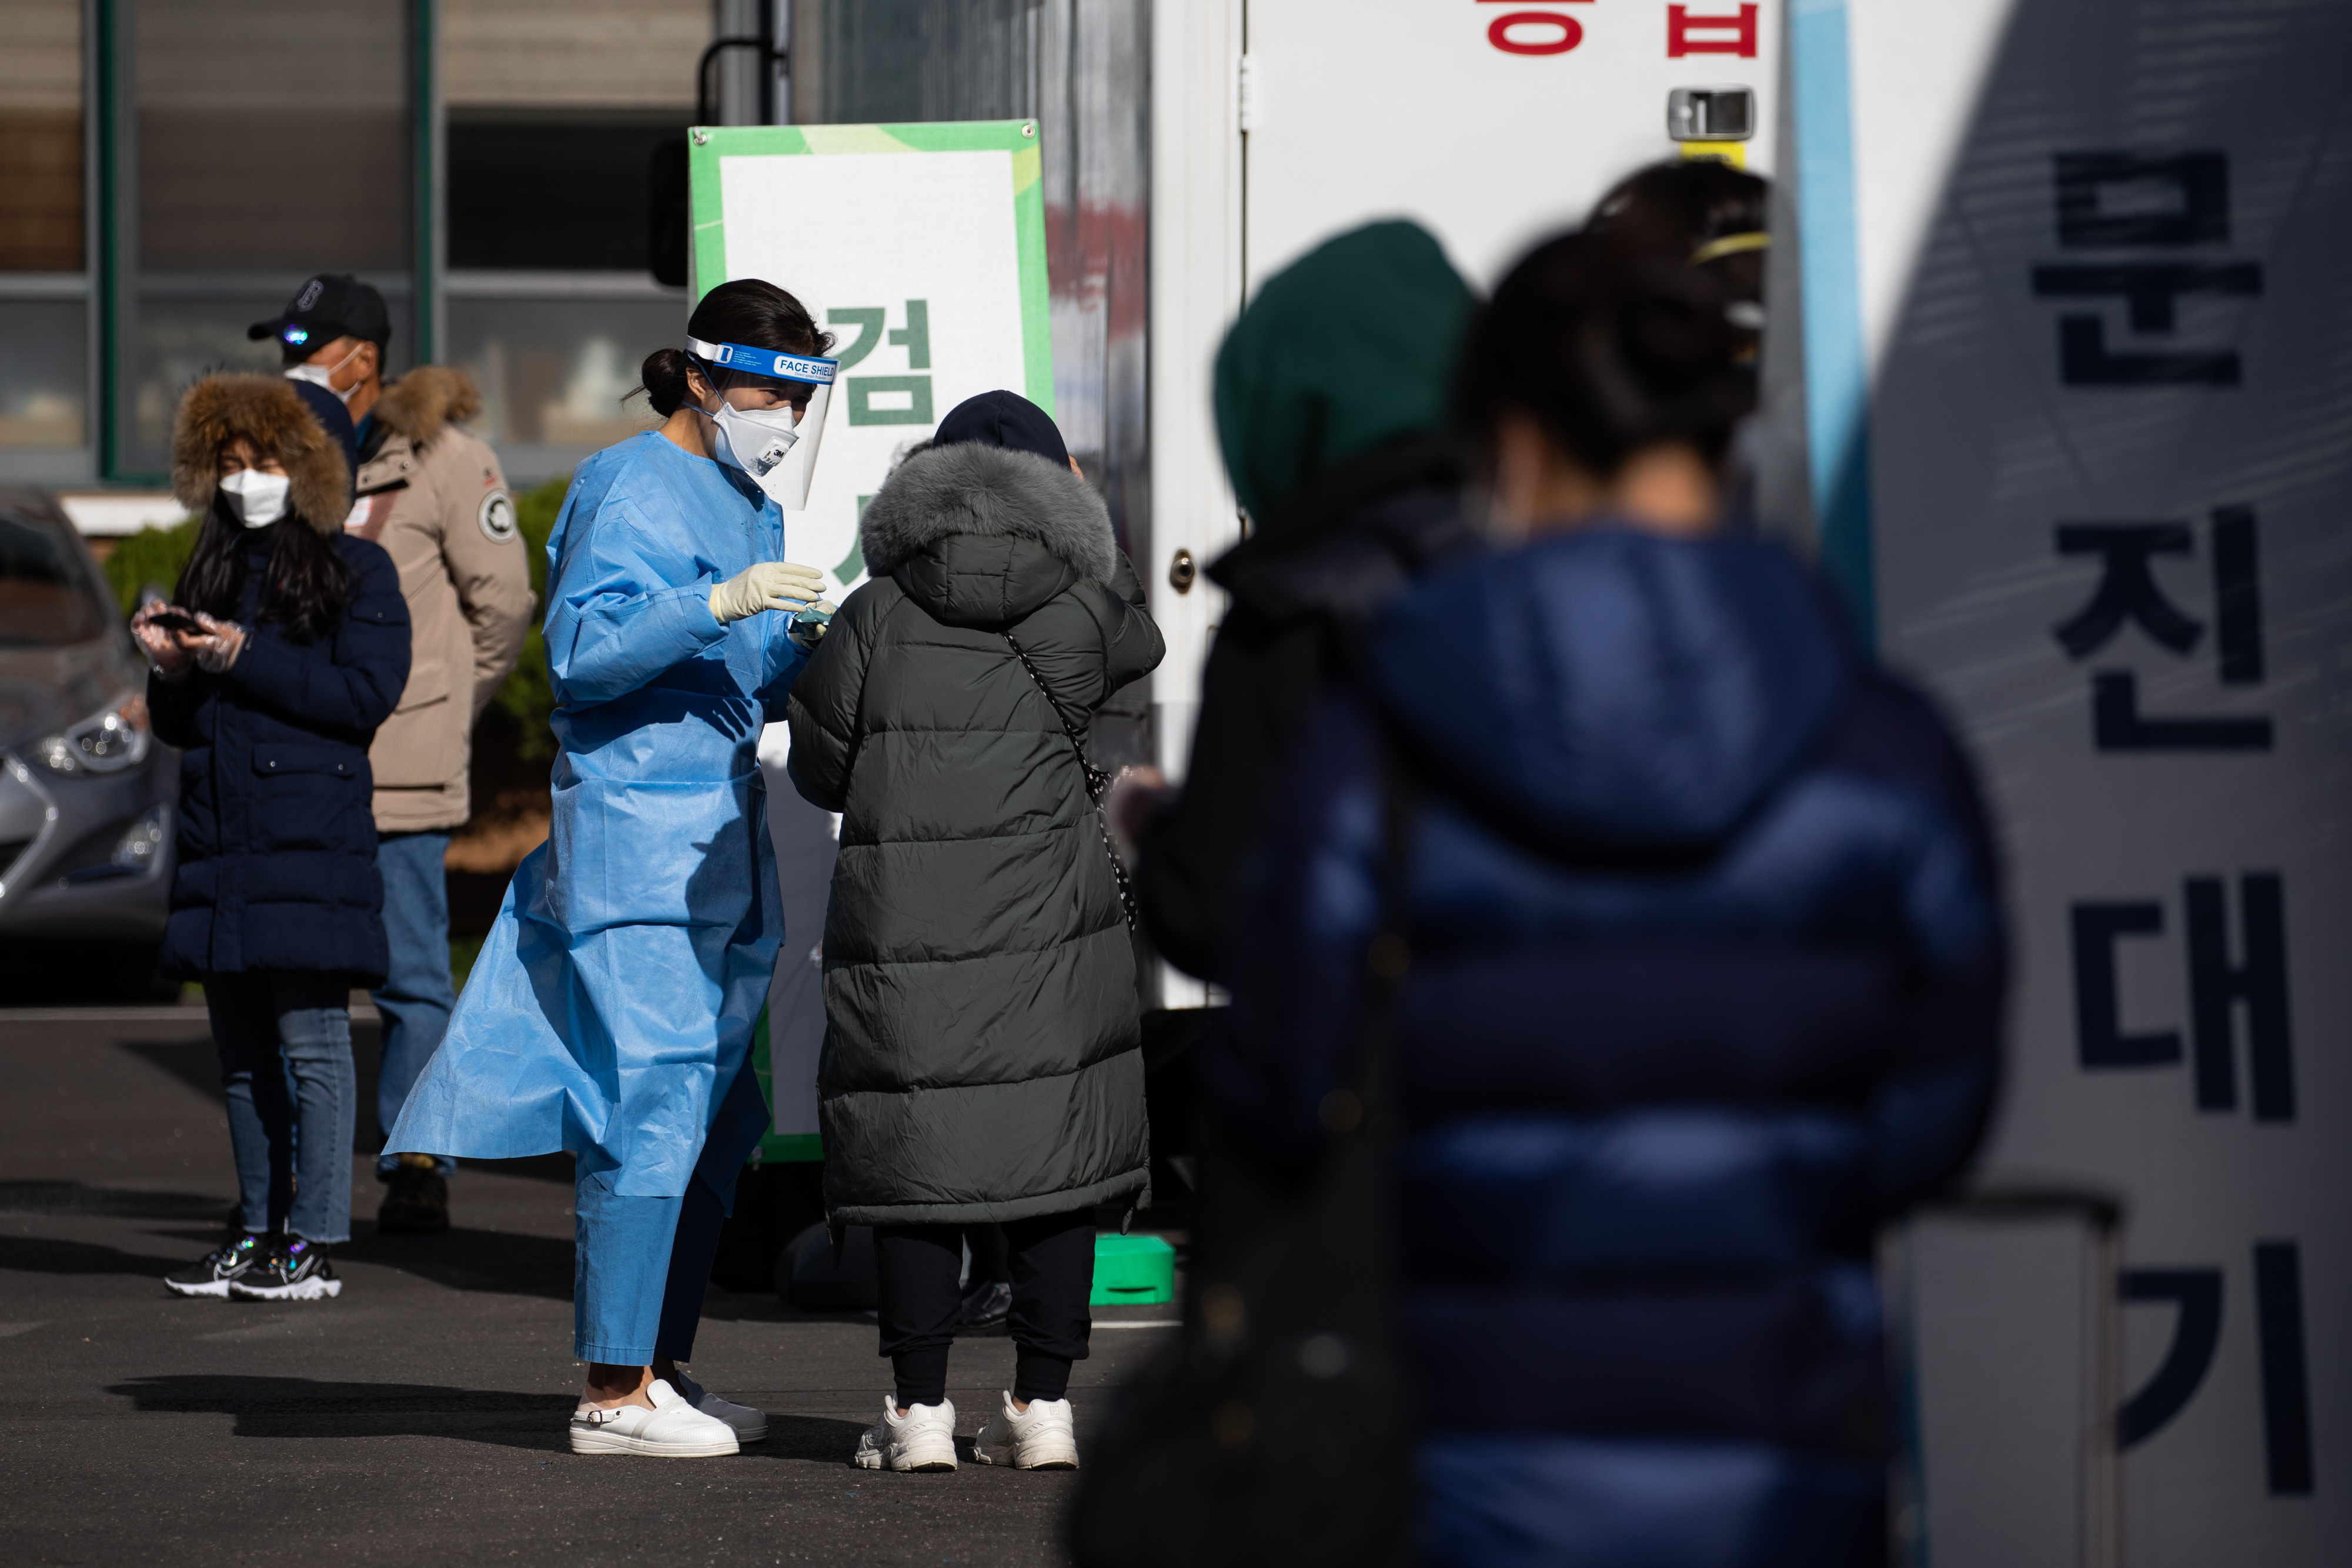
390;280;840;1457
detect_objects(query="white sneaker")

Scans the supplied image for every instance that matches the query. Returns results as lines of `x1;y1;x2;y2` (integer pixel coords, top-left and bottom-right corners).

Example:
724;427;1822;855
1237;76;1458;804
672;1370;768;1443
852;1396;958;1472
972;1390;1079;1470
569;1379;740;1457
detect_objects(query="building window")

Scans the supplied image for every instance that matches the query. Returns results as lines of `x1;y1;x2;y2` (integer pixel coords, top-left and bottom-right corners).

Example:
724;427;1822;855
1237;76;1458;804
440;0;704;480
0;0;91;474
109;0;417;477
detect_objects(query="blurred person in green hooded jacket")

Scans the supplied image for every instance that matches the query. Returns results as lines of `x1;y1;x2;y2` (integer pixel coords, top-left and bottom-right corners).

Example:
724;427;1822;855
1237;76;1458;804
1115;219;1478;985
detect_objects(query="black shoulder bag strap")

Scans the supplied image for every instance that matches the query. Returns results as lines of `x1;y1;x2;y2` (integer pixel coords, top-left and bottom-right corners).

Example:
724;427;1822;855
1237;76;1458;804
1067;721;1421;1568
1006;632;1137;930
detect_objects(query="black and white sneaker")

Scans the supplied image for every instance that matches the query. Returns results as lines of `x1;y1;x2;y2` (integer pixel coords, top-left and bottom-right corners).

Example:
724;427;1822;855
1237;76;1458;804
164;1232;263;1299
228;1236;342;1300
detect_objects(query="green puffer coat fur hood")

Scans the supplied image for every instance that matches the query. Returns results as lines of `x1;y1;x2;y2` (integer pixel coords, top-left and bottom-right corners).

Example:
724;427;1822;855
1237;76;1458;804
787;439;1165;1226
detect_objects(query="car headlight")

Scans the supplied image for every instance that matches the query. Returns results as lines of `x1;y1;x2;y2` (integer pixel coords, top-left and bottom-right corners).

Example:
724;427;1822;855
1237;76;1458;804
113;803;171;873
34;694;151;777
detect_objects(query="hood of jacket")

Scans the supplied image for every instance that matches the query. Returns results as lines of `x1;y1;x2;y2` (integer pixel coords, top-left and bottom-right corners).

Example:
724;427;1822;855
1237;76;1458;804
171;373;352;536
1368;526;1852;859
1214;219;1475;527
368;365;482;450
861;440;1117;627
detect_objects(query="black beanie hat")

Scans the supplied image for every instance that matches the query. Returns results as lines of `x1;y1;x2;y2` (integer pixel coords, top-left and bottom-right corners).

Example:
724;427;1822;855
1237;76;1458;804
931;389;1070;469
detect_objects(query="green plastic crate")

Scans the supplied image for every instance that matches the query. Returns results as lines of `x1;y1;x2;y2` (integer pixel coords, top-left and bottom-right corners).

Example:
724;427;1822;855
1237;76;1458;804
1091;1233;1176;1306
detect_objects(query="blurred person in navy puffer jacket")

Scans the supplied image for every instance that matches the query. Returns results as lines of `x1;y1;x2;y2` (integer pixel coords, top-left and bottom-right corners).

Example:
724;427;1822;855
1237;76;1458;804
1203;233;2006;1566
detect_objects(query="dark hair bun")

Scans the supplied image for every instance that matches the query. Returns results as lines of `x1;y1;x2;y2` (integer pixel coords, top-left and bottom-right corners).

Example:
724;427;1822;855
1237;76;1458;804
636;346;697;417
1455;232;1744;477
633;279;838;417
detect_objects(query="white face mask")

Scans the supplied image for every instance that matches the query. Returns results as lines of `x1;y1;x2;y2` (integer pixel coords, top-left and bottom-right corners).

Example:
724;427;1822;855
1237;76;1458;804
285;340;369;403
683;339;837;509
704;397;800;476
219;469;291;529
699;393;827;510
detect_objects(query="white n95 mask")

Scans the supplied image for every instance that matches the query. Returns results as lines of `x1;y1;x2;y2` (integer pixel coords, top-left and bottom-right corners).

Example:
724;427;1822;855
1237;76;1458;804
219;469;291;528
708;400;800;477
284;340;369;404
686;336;837;510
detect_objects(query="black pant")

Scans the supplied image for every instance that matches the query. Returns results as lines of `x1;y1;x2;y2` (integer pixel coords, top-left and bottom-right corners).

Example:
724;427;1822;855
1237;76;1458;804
965;1222;1010;1285
874;1209;1096;1407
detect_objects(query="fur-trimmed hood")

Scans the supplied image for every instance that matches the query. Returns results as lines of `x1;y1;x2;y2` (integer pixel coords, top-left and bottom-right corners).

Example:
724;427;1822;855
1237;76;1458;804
861;441;1116;587
370;364;482;447
171;373;352;536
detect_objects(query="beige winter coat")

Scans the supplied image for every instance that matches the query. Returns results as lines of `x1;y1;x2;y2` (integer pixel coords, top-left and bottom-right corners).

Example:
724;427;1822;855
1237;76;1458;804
349;367;534;834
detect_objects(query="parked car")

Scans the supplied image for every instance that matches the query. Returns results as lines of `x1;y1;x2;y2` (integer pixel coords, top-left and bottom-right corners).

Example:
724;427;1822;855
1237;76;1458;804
0;488;177;979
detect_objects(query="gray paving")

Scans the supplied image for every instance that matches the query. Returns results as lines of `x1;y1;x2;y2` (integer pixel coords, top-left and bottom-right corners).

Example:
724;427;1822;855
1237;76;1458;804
0;1012;1175;1566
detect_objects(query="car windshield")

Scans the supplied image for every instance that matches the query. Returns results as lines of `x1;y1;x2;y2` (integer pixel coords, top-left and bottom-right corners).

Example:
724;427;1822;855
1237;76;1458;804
0;512;111;647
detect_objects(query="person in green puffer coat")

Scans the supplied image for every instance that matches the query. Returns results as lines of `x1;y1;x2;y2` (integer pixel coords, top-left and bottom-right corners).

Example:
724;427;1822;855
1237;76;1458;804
786;390;1164;1473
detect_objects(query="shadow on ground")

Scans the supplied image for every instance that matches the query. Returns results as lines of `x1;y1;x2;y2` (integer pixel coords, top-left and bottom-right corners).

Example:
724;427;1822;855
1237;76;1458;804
0;1190;800;1331
0;1179;229;1221
105;1375;869;1461
0;1233;196;1276
108;1375;576;1450
339;1223;814;1320
338;1226;577;1298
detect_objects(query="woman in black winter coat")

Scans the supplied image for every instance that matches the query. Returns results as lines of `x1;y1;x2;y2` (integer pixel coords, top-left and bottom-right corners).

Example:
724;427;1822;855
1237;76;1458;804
788;391;1163;1475
135;373;410;1304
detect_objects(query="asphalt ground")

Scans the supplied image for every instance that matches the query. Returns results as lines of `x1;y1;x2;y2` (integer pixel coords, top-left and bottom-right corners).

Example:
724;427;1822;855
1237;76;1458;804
0;1009;1179;1567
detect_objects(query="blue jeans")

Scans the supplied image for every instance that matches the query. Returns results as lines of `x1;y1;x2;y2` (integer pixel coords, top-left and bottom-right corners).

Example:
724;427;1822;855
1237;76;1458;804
207;971;356;1244
573;1155;729;1365
372;830;456;1178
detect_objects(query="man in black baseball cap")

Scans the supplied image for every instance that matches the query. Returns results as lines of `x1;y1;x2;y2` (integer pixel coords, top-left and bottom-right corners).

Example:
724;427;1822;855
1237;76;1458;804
252;269;533;1239
250;273;393;474
250;271;392;361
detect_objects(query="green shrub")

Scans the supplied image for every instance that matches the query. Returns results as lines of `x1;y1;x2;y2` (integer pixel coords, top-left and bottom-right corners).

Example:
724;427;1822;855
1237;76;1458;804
490;474;568;760
449;935;486;993
102;516;202;614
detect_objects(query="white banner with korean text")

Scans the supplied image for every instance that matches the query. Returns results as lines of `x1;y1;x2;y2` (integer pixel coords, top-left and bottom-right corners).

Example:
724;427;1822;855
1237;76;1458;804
1796;0;2352;1559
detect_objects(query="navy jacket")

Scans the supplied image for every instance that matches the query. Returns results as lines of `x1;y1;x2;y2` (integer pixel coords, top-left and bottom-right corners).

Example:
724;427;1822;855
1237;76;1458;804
1210;526;2004;1567
149;528;410;982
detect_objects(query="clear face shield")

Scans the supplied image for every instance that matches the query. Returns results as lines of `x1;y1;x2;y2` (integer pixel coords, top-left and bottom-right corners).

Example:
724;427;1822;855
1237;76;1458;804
686;336;838;510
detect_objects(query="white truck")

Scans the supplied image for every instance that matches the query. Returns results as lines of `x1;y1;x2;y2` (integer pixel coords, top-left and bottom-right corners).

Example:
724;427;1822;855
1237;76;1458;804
1148;8;2344;1562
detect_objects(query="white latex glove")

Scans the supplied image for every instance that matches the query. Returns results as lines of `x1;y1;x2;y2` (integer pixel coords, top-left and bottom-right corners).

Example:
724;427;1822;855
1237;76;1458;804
710;561;828;625
131;603;196;679
187;611;249;674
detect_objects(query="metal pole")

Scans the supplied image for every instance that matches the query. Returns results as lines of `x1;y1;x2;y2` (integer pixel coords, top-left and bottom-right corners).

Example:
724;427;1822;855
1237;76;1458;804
757;0;775;125
93;0;129;479
411;0;442;367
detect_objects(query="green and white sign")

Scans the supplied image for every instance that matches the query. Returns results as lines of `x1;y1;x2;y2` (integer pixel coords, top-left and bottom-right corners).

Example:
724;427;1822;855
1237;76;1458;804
689;118;1054;592
694;119;1054;1164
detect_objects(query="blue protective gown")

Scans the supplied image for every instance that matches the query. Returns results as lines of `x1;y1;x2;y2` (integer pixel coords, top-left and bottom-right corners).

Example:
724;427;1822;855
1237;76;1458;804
389;432;808;1201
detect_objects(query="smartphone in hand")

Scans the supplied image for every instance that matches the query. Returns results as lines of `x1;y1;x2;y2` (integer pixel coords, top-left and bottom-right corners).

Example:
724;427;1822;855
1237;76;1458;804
143;607;203;636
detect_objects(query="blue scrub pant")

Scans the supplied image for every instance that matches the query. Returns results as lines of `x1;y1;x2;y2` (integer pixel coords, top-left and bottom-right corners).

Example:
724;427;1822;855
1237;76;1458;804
372;830;457;1178
574;1159;730;1365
